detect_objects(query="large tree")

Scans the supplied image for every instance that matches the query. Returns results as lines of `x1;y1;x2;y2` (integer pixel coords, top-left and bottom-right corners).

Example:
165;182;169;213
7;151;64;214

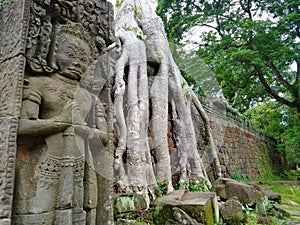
113;0;221;194
157;0;300;119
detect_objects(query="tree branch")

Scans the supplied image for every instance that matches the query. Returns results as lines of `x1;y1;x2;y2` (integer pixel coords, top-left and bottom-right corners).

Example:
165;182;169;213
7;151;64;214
297;23;300;39
254;65;296;108
296;61;300;86
191;2;203;12
239;0;252;19
262;56;293;90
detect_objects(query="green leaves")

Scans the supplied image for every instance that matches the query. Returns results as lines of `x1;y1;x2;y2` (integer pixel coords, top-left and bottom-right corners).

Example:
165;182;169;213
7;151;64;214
158;0;300;112
244;101;300;167
122;26;147;41
158;0;300;167
116;0;123;8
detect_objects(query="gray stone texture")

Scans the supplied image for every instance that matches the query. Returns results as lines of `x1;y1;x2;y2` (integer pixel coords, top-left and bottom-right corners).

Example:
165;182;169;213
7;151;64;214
1;0;115;224
220;197;245;225
213;178;264;205
0;0;30;223
197;104;286;180
0;0;29;61
114;193;149;214
154;190;219;225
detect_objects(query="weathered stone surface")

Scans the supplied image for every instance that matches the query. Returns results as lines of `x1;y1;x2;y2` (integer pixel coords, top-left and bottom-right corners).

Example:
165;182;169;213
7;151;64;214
0;55;26;117
212;178;229;200
1;0;116;225
0;218;11;225
13;23;112;225
0;2;30;222
0;117;19;220
205;104;286;180
114;193;148;213
213;178;264;205
220;197;245;225
272;204;291;218
116;218;142;224
260;187;281;203
166;207;203;225
0;0;30;61
154;191;218;225
0;2;29;221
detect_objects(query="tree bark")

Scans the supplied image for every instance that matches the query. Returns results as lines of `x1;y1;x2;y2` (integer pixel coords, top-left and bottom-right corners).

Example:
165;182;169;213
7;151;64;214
113;0;221;193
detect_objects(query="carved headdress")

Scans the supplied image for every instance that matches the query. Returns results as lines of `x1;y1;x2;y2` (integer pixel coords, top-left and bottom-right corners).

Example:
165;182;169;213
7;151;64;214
52;22;98;69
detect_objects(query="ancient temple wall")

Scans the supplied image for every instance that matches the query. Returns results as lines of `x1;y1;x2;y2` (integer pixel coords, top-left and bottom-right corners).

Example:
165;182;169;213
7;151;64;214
204;105;286;180
0;0;29;224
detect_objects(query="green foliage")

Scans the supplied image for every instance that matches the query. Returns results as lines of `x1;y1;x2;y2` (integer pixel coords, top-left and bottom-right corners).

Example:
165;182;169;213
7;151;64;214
244;204;254;216
229;169;250;182
284;170;300;180
174;178;211;192
156;181;169;196
244;101;300;167
158;0;300;168
157;0;300;114
256;174;286;182
134;6;143;16
116;209;155;225
121;26;147;41
115;0;123;8
260;182;300;205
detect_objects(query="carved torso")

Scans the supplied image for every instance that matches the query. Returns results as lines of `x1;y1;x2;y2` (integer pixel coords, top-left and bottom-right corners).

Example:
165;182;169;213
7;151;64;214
26;74;93;123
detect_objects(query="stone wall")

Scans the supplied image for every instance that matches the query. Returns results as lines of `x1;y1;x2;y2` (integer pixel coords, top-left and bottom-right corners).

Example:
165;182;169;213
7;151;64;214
0;0;29;224
203;103;286;180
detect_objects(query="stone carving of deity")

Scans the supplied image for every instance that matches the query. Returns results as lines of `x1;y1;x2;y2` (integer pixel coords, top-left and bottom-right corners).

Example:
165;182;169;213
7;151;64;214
14;22;108;225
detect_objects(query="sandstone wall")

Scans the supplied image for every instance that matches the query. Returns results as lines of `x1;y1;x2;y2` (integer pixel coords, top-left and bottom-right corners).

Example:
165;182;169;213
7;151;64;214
203;104;286;180
0;0;29;224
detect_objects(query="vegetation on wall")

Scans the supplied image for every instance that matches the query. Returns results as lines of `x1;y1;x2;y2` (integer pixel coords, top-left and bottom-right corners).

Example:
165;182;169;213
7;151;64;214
245;102;300;167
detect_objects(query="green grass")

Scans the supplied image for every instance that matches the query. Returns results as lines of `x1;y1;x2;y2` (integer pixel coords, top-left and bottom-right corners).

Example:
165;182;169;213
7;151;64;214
258;170;300;205
285;170;300;180
260;183;300;204
256;169;300;182
256;174;286;182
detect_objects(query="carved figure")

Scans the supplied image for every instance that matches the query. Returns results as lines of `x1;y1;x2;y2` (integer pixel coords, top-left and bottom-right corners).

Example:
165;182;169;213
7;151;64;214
14;23;108;225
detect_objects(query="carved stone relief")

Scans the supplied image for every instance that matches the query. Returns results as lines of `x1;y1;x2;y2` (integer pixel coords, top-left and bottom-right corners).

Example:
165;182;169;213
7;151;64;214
0;0;30;61
3;0;115;224
1;0;115;223
14;20;113;225
0;0;30;224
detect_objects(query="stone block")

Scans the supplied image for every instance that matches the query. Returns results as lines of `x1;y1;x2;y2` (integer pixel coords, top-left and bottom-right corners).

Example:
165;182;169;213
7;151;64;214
114;193;148;213
213;178;264;205
154;191;218;225
260;187;281;203
0;218;11;225
220;197;245;225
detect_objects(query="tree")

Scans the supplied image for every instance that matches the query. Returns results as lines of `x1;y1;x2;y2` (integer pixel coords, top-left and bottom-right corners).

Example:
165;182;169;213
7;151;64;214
113;0;221;194
157;0;300;120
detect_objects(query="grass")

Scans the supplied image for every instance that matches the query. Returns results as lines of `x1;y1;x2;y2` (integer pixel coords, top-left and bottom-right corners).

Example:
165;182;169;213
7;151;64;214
258;170;300;205
261;184;300;204
258;170;300;224
256;169;300;182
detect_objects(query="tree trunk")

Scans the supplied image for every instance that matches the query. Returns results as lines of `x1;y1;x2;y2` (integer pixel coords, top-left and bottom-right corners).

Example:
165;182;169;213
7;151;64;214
113;0;221;193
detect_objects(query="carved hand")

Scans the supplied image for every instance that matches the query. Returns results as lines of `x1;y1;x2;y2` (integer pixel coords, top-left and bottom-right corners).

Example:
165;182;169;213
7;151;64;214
88;128;111;145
